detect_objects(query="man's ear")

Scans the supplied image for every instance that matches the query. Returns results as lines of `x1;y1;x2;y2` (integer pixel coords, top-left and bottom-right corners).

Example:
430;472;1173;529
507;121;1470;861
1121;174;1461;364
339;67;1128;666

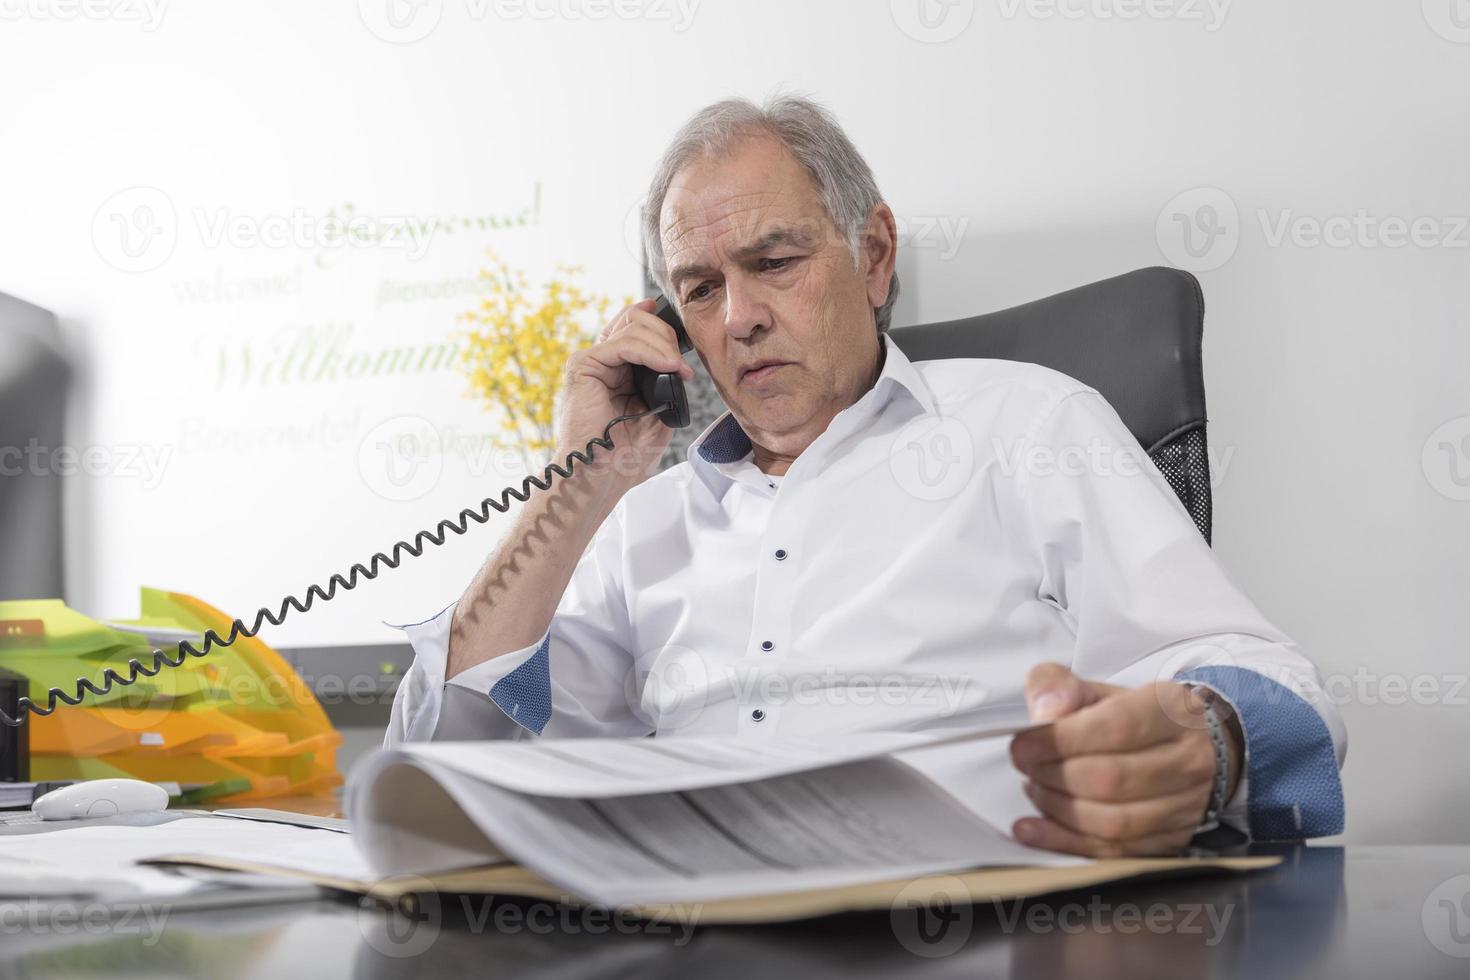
861;203;899;311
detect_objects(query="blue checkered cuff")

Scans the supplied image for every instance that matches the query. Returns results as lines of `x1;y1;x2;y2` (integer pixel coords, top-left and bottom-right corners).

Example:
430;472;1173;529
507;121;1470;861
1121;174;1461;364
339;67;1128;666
488;634;552;736
1175;665;1344;840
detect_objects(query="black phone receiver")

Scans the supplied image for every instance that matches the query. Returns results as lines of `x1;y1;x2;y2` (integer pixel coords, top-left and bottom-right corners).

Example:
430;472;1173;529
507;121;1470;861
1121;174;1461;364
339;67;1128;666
633;295;693;429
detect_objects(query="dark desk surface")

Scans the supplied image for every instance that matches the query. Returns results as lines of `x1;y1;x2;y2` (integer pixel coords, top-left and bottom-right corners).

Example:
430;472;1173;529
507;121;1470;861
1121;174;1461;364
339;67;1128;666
4;845;1470;979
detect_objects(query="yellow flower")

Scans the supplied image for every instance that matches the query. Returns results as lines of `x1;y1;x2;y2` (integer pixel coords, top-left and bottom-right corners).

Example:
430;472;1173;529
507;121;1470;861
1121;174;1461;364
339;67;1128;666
456;249;618;463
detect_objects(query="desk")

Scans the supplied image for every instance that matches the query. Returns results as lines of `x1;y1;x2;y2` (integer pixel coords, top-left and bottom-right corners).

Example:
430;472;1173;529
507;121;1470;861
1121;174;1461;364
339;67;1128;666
4;844;1470;978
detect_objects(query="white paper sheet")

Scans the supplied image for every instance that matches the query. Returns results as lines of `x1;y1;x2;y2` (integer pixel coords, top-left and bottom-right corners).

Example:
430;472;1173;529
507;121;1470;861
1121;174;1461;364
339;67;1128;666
347;711;1080;906
0;816;368;899
395;755;1075;906
373;704;1041;800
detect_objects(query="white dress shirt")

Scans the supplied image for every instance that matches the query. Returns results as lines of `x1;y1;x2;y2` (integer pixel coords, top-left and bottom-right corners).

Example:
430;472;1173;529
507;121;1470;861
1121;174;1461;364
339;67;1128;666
386;333;1347;841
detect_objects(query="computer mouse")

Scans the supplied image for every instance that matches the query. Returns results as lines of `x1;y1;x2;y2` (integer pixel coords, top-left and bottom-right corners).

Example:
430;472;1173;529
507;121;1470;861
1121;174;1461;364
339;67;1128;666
32;778;170;821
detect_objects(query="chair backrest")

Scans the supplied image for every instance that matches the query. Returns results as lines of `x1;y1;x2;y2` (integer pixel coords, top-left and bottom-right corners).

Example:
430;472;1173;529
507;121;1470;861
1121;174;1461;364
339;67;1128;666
888;267;1212;543
0;292;69;598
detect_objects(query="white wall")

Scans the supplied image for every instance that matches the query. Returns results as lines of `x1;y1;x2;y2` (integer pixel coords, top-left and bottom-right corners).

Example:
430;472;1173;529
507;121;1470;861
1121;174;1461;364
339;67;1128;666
0;0;1465;844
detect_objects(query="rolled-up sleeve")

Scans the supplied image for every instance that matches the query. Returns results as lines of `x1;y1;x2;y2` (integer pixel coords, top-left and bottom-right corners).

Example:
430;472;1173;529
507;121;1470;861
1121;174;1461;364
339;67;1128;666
384;497;651;746
384;603;548;745
1018;388;1347;840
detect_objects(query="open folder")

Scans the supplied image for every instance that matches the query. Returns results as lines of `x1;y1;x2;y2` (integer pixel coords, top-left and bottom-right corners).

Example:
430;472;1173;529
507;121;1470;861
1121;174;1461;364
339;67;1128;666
153;714;1279;923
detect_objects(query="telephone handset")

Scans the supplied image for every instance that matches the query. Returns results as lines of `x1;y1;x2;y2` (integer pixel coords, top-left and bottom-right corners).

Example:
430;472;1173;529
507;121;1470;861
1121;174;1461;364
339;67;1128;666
632;294;693;429
0;296;694;727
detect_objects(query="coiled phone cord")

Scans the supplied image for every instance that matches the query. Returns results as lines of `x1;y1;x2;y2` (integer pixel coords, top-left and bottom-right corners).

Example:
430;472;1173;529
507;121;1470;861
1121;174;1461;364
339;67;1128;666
0;408;658;728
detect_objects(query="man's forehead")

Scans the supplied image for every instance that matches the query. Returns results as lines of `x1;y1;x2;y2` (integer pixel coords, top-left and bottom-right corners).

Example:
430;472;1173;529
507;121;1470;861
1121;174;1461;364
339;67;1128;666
660;195;834;286
664;187;779;238
660;137;829;250
661;183;819;245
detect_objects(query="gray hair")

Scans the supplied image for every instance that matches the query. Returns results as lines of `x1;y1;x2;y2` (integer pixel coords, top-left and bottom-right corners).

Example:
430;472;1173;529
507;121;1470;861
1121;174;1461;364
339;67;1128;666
642;94;900;334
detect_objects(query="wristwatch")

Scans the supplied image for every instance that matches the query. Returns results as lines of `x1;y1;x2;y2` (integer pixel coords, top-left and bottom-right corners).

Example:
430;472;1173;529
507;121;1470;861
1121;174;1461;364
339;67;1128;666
1184;682;1232;836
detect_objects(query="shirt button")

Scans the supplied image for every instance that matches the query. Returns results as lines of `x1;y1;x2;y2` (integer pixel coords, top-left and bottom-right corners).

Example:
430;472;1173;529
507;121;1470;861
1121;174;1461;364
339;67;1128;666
751;709;766;722
760;640;775;652
774;549;788;561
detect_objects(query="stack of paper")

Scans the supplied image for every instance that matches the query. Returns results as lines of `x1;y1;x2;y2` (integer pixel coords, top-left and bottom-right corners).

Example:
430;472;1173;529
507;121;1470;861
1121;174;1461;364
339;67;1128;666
343;719;1077;907
0;814;333;909
1;715;1281;922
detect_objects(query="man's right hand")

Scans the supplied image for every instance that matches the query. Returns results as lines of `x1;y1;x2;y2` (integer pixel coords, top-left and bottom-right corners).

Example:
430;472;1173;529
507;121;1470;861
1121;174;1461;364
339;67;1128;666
554;297;695;493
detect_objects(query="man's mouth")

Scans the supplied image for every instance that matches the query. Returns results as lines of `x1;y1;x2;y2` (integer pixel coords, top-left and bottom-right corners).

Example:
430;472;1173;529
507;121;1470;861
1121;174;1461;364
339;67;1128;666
740;361;793;386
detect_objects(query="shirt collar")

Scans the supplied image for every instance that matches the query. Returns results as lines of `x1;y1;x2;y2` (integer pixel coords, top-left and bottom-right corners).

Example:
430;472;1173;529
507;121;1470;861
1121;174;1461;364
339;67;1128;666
686;333;937;488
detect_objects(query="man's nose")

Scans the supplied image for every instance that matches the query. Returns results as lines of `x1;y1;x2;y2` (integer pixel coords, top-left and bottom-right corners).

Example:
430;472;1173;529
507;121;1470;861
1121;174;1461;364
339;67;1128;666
721;280;769;341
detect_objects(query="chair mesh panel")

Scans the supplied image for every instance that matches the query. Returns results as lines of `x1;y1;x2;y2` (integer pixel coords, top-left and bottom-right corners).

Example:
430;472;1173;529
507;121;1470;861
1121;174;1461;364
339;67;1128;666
1147;426;1213;545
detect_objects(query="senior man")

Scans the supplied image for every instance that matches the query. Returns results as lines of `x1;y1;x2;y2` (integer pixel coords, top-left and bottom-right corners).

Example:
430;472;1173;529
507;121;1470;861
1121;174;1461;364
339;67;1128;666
387;96;1346;857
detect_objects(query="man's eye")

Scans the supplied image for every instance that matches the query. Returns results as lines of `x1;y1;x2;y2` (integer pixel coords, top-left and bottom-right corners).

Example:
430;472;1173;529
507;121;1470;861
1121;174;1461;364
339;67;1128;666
761;257;793;272
685;283;713;303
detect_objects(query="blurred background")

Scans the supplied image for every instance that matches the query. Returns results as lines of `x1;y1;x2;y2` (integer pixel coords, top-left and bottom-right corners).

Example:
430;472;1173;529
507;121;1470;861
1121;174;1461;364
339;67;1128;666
0;1;1465;842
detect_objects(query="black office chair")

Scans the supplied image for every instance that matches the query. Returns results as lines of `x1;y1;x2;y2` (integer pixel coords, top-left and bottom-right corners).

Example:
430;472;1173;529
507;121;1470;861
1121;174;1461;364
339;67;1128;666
889;267;1212;544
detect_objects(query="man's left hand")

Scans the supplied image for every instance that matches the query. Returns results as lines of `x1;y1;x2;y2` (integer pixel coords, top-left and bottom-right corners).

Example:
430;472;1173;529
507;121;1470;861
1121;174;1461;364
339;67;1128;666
1008;662;1243;857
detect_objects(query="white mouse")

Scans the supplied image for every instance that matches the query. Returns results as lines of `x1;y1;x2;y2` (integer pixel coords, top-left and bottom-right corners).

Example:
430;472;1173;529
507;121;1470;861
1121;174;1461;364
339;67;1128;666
32;779;170;821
